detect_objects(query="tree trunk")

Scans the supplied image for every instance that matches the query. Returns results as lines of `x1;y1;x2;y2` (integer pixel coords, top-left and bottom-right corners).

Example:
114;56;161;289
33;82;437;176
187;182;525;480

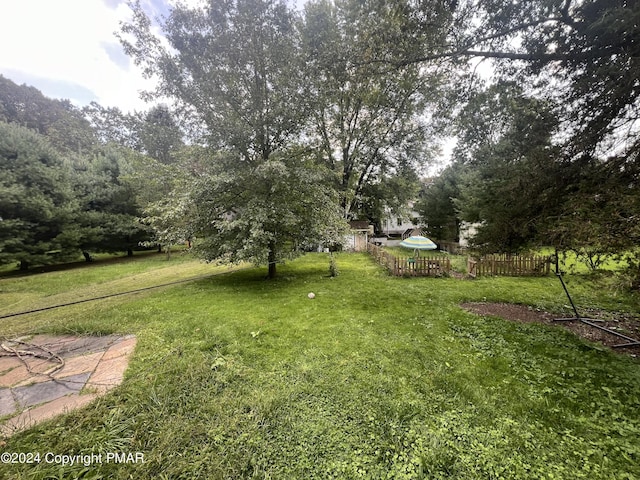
19;260;29;271
267;242;277;279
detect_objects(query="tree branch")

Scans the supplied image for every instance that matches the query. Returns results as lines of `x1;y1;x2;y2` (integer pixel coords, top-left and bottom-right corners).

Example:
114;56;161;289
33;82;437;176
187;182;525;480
384;12;581;67
393;48;563;67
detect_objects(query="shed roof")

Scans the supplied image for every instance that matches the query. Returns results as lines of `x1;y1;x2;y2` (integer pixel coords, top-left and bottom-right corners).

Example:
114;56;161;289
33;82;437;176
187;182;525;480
349;220;371;231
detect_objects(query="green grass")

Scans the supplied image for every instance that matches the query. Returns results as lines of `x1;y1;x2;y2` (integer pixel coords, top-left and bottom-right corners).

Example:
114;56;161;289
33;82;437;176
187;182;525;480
532;247;630;274
0;252;241;322
1;253;639;479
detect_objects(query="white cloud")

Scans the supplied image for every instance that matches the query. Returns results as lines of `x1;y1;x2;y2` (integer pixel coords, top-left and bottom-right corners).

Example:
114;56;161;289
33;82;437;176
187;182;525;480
0;0;156;112
0;0;306;112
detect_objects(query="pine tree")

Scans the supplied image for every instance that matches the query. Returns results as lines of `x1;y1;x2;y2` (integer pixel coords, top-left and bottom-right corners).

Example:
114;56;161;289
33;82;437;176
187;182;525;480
0;122;81;269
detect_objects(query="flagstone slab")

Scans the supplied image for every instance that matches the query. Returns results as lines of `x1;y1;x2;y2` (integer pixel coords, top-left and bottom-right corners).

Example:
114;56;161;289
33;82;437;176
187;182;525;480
13;334;78;356
0;365;31;388
54;336;117;358
101;336;137;361
1;392;98;437
0;388;16;417
54;351;104;380
0;355;65;388
12;351;104;388
87;356;129;394
0;334;136;438
15;334;123;358
12;373;91;409
0;355;23;373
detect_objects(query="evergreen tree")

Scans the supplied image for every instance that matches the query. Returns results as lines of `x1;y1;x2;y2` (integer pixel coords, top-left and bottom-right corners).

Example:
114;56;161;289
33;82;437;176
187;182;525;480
0;122;80;269
416;163;464;242
71;146;151;257
450;83;563;252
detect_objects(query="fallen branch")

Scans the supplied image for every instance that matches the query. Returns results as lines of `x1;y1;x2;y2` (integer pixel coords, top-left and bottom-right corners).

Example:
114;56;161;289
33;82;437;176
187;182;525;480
1;339;65;376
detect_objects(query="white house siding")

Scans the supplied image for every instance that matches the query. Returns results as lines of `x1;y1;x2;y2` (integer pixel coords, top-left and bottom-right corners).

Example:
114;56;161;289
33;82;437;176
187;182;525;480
381;202;421;236
459;221;480;247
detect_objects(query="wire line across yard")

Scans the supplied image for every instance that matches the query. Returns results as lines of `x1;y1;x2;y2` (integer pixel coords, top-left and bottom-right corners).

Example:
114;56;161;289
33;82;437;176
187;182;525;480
0;265;249;320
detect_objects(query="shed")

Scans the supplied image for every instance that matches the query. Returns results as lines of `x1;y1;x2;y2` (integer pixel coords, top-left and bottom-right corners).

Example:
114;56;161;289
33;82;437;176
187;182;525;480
346;221;374;252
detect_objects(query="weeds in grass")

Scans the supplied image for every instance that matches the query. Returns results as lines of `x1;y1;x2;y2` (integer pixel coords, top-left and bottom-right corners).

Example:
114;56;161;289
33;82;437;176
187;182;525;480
329;252;339;277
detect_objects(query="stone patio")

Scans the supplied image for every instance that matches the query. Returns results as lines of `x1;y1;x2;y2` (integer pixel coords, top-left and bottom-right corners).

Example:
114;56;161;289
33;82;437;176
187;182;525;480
0;334;136;437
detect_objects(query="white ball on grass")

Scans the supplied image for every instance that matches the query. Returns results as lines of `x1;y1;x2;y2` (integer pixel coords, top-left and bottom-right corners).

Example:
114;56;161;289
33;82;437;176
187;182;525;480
308;292;315;299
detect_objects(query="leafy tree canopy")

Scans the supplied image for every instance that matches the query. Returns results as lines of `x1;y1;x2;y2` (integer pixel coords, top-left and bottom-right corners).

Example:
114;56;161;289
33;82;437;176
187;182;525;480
392;0;640;159
187;148;348;277
83;101;142;150
119;0;348;276
299;0;450;218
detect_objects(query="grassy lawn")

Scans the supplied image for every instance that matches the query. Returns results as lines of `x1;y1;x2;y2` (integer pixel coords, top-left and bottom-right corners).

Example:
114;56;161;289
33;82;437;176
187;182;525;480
1;253;639;479
0;252;240;321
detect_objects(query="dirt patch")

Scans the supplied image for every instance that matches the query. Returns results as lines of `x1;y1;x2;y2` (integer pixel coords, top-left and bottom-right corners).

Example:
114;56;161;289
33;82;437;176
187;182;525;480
460;302;640;358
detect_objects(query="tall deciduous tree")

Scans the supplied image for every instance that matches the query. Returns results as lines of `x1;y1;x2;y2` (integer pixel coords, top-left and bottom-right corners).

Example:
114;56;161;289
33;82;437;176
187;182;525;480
119;0;347;277
84;102;185;164
83;101;142;150
139;105;184;164
188;149;347;278
299;0;449;219
120;0;307;157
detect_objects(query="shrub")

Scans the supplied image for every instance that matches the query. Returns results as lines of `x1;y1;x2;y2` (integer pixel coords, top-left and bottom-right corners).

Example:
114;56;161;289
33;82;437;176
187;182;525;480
329;253;339;277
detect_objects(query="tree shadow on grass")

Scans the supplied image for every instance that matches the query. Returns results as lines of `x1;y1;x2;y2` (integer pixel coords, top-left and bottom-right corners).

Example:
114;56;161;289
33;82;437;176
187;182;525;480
194;254;338;293
0;251;161;279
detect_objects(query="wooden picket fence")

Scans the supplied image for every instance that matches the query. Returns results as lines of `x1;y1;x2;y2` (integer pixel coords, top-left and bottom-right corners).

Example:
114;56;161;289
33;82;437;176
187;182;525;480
467;254;551;277
367;243;451;277
367;244;551;278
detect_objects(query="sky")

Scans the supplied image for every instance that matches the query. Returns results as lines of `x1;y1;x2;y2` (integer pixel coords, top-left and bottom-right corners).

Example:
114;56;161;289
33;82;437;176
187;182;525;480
0;0;452;168
0;0;307;114
0;0;178;113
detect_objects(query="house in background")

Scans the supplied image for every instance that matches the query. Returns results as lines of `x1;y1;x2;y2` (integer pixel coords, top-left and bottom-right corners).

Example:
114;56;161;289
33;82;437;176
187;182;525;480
380;201;422;238
458;221;480;248
367;202;424;247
